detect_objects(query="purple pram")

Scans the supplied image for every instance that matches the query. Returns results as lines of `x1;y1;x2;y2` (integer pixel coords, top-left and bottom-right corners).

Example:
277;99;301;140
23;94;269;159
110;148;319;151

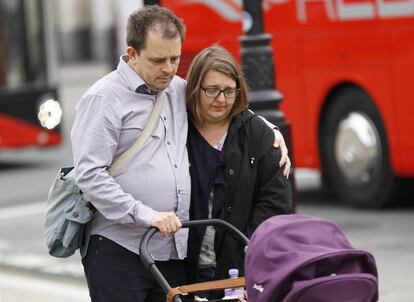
245;214;378;302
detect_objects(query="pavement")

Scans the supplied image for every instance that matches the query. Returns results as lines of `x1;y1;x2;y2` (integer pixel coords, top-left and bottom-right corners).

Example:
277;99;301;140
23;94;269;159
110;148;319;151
0;270;89;302
0;62;111;301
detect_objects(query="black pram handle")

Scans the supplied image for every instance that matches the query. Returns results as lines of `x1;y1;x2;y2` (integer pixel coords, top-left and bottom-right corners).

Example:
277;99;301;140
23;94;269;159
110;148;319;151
139;219;249;302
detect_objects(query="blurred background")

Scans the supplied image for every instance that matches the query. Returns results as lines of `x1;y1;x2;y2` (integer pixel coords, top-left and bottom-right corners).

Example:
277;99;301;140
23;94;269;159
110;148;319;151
0;0;413;301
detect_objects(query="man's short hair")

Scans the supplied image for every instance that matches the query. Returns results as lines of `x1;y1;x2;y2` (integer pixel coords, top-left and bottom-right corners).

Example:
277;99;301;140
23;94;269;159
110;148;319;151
127;5;186;54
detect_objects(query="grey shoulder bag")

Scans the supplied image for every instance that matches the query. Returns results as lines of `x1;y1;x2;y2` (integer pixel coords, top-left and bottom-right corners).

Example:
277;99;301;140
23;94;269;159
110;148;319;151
44;91;166;258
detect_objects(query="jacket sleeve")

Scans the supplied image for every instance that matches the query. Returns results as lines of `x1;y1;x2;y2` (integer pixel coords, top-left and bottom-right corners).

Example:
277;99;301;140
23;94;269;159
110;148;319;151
247;125;292;237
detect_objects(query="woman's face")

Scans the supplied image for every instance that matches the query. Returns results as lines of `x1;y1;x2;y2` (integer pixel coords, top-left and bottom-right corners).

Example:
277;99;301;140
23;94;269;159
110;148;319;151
198;69;237;125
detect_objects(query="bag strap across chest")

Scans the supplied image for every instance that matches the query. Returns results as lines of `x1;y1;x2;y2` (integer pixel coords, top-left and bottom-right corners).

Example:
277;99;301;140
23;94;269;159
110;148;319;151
108;90;165;176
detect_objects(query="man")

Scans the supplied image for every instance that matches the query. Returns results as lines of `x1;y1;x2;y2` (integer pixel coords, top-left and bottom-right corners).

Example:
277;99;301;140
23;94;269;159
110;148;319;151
71;5;290;302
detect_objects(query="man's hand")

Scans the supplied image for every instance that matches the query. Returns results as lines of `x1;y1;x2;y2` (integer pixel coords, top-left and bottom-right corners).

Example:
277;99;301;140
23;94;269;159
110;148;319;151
273;129;291;178
151;212;182;236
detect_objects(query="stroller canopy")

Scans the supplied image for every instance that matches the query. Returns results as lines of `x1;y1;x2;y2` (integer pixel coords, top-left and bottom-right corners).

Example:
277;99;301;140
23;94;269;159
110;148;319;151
245;214;378;302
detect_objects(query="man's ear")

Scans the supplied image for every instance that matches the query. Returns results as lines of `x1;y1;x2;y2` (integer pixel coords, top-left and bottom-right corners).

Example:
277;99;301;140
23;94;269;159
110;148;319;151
127;47;138;64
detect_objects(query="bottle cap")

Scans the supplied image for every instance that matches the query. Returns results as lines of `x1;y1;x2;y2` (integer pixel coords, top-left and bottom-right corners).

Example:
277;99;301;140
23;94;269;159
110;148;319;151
229;268;239;277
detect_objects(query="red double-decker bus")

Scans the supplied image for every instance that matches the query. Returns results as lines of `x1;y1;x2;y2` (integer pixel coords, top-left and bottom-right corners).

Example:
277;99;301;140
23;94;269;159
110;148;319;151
158;0;414;208
0;0;62;150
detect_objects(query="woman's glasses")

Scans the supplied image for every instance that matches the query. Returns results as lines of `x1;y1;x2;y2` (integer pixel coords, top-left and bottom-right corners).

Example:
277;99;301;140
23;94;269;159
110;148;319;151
200;86;240;98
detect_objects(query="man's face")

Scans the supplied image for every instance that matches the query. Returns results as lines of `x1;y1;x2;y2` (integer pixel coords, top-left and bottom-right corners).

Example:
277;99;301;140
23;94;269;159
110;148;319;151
129;28;181;92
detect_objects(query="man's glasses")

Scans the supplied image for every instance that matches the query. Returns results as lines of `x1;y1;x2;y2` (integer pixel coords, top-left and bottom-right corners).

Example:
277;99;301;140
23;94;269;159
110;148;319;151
200;86;240;98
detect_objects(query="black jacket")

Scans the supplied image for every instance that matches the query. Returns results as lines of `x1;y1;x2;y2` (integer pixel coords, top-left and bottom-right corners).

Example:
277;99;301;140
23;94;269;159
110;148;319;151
187;110;292;280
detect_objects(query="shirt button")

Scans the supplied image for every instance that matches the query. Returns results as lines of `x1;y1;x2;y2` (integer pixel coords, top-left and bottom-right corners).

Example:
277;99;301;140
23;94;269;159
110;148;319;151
163;116;167;121
174;164;178;168
72;212;79;219
167;141;171;145
227;206;232;212
228;169;235;175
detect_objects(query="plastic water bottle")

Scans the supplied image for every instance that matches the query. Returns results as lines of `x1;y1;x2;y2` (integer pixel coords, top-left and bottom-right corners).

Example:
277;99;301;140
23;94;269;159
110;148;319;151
223;268;244;299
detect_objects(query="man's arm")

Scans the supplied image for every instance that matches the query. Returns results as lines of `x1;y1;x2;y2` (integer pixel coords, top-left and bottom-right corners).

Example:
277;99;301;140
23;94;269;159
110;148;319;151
272;128;291;178
250;110;291;177
71;94;157;226
71;94;181;235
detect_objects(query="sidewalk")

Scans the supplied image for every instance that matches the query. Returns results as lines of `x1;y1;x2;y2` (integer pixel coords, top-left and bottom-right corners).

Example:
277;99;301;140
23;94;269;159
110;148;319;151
0;62;110;298
0;269;89;302
0;204;85;282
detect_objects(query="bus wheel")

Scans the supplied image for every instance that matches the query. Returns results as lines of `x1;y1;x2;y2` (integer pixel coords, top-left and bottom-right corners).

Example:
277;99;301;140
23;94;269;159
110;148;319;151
320;87;395;208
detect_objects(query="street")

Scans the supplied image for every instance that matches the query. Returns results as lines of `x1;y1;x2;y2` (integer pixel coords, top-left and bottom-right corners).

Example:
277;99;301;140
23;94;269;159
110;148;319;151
0;270;88;302
0;63;413;301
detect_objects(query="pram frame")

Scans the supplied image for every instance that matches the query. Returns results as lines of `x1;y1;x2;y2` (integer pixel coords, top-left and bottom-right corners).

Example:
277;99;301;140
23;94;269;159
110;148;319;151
139;219;249;302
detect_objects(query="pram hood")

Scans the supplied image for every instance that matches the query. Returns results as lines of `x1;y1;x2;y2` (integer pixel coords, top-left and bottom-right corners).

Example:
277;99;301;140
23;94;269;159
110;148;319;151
245;214;378;302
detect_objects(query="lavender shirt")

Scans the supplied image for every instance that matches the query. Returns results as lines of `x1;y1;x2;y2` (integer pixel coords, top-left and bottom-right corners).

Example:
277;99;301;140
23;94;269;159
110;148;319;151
71;56;190;260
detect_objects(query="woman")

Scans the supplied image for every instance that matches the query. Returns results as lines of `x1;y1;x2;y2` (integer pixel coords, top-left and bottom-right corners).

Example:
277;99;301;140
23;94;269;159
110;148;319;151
185;45;292;292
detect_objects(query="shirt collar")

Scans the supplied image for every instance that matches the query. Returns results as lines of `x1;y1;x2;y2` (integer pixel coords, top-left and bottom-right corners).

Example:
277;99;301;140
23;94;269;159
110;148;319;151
118;55;146;93
136;83;156;95
117;55;175;96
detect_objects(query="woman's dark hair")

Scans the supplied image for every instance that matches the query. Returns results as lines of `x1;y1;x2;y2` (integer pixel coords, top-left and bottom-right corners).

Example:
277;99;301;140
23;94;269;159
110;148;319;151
186;45;249;125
